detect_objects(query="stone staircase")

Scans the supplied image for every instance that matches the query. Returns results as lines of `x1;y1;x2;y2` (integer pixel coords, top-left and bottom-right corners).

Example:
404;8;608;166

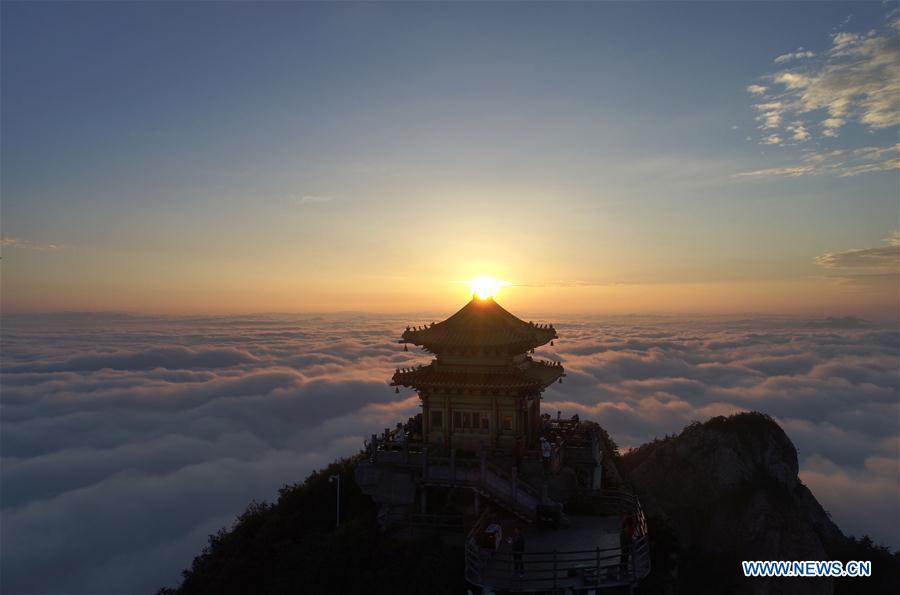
419;452;541;521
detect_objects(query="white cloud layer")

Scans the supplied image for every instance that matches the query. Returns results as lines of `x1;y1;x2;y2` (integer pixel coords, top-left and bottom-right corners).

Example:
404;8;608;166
1;313;898;594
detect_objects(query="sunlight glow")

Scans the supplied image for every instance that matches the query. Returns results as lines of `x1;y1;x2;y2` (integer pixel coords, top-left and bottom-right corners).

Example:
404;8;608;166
469;275;510;300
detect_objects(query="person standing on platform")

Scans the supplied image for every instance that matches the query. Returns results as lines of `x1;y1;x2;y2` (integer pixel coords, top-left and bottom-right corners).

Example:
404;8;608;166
619;512;636;580
540;437;551;472
512;527;525;577
514;435;525;471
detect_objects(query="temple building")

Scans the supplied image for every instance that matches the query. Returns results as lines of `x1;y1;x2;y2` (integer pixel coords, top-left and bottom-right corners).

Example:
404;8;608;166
356;293;650;593
392;295;564;452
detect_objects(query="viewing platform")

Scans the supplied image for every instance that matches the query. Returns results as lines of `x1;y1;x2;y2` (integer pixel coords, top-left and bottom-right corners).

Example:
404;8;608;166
465;502;650;593
356;434;650;592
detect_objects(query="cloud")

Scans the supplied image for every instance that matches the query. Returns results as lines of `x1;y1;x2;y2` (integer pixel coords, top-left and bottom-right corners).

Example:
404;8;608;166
776;18;896;135
786;121;810;142
733;142;899;178
804;316;869;330
774;49;816;64
3;345;260;374
0;237;65;252
733;164;815;178
744;10;898;159
0;313;427;594
1;313;897;594
538;317;898;547
815;232;900;270
297;195;333;205
755;101;784;129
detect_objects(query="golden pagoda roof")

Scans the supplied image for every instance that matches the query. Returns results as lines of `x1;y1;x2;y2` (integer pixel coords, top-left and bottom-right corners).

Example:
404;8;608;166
401;297;557;352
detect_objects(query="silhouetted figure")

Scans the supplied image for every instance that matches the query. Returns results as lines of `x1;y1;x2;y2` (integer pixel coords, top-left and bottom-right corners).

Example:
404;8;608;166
540;437;551;472
541;413;552;436
484;519;502;553
512;527;525;577
514;435;525;471
619;512;636;580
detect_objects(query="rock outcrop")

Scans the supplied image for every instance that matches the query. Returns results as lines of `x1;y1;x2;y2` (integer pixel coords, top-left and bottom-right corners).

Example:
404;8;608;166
622;412;894;595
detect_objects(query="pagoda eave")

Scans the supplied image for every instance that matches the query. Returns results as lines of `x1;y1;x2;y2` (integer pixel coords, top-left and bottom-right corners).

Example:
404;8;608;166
391;361;563;393
400;333;558;354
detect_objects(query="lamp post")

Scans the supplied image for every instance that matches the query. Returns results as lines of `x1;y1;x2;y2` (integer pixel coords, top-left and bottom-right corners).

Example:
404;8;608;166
329;473;340;528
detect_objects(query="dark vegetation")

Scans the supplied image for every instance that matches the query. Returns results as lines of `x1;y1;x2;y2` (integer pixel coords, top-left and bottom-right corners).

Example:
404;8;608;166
828;535;900;595
159;457;464;595
163;413;899;594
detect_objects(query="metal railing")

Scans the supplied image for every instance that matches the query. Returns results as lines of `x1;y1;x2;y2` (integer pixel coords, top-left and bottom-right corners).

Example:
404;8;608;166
464;489;651;592
466;537;650;591
406;512;465;529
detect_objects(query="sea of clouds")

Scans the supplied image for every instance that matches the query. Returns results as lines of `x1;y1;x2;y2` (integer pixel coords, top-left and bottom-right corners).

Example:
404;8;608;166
1;312;897;594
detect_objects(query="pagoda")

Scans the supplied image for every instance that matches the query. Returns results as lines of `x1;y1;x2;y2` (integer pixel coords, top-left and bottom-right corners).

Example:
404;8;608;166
392;295;564;452
357;295;651;592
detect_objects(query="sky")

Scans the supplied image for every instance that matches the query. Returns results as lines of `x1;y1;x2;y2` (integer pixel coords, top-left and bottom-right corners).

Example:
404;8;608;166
1;1;898;317
0;4;898;594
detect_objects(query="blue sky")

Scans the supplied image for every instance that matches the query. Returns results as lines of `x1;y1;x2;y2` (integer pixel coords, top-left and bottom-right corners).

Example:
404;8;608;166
1;1;897;315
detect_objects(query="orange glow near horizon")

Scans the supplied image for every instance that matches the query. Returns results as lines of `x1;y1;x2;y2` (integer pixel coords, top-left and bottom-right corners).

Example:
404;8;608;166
1;238;898;320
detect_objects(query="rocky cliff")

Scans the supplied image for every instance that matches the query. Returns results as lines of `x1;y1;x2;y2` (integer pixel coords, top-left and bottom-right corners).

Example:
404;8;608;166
621;412;898;595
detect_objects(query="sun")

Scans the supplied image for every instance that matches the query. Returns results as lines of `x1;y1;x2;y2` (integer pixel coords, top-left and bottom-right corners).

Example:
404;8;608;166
469;275;510;300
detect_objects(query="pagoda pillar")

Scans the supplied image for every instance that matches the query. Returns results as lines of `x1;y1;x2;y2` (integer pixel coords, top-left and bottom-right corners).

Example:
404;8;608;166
523;396;531;444
443;393;451;448
491;396;498;447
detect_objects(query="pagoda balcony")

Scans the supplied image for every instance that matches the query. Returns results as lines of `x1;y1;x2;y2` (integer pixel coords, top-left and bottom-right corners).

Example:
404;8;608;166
391;359;564;393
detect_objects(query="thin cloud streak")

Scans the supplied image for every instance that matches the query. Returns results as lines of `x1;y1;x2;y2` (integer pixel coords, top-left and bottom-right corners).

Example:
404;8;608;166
815;232;900;271
733;143;900;178
0;237;65;251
